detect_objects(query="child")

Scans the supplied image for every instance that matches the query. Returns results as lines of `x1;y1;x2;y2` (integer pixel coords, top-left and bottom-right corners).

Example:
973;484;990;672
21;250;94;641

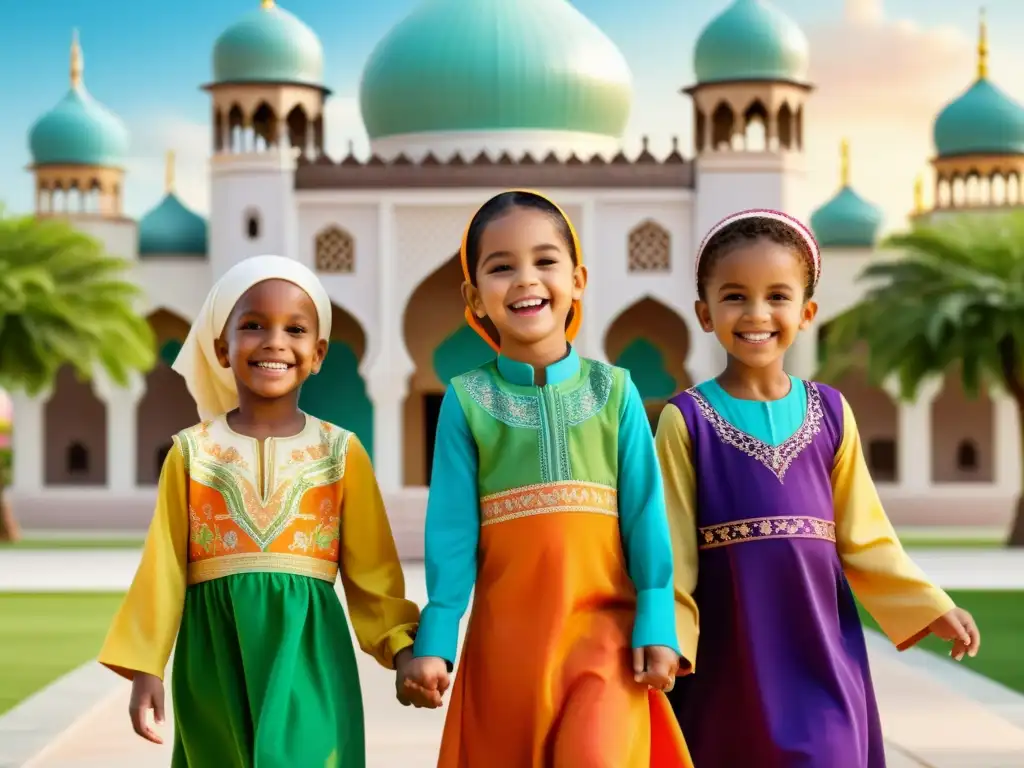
401;190;692;767
98;255;425;767
657;210;981;767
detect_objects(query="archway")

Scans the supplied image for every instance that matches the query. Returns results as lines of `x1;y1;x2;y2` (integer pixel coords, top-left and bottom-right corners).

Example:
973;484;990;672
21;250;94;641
604;297;690;432
298;304;373;458
930;368;993;483
137;309;196;484
44;367;107;485
817;325;899;482
402;254;494;485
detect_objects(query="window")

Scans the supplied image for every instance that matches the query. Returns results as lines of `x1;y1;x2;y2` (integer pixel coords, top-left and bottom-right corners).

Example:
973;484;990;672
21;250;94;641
66;442;89;473
866;438;896;482
627;221;671;273
315;226;355;273
245;209;260;239
423;393;444;484
956;439;978;471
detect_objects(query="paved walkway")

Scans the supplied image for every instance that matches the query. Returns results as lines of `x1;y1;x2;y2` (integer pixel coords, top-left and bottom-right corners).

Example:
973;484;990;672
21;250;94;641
1;549;1024;767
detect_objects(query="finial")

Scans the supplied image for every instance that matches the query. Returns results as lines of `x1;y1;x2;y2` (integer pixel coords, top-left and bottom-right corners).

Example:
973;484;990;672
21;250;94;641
914;174;924;213
347;140;354;155
165;150;175;193
671;136;679;151
840;138;850;187
70;29;83;88
261;0;274;8
978;8;988;80
642;135;649;151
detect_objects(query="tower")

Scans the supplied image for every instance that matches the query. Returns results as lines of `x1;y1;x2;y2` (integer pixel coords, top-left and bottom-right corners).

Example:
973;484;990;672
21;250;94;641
28;31;132;243
203;0;328;278
686;0;813;234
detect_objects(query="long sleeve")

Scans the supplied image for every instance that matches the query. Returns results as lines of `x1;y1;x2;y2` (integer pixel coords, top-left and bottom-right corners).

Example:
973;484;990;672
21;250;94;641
412;388;480;666
338;434;420;670
617;377;680;654
654;403;701;671
832;394;955;650
98;442;188;680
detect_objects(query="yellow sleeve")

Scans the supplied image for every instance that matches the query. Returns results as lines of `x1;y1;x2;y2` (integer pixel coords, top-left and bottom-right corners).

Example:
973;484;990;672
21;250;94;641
832;394;955;650
98;440;188;680
654;403;700;671
338;434;420;670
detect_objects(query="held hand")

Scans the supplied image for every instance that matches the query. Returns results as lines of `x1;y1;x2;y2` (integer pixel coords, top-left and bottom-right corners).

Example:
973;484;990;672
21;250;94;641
398;654;449;709
929;607;980;661
633;646;680;692
128;672;165;744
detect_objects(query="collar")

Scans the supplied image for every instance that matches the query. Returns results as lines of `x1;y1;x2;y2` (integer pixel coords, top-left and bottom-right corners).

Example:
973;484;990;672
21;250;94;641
496;346;580;387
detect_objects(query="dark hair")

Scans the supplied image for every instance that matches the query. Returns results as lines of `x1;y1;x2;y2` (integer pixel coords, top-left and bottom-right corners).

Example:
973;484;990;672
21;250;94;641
696;217;816;301
463;191;577;285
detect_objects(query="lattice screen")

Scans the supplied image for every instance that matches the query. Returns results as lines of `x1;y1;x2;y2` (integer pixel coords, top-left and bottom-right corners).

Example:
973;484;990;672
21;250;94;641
627;221;670;272
315;226;355;273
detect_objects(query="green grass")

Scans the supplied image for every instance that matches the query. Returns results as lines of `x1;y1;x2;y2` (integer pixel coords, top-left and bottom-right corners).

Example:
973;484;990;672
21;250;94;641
0;593;125;715
0;538;143;550
859;589;1024;695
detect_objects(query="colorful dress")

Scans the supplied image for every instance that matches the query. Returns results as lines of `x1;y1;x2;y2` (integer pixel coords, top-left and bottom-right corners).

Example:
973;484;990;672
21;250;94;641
99;414;419;768
414;348;692;767
657;376;956;768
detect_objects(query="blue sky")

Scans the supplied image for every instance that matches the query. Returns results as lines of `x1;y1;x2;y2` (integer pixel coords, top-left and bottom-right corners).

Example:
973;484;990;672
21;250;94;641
1;0;1022;227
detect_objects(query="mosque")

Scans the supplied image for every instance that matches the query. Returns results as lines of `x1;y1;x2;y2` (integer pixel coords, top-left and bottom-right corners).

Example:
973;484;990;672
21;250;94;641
8;0;1022;551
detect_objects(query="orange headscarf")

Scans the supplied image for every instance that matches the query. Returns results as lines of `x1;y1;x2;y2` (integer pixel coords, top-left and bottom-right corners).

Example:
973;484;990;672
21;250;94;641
459;189;584;352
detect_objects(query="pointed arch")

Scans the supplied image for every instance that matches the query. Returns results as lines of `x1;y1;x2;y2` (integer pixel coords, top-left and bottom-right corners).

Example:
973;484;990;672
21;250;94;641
604;297;690;431
287;105;310;157
711;102;735;150
251;102;277;149
931;367;993;483
743;100;768;152
45;367;107;485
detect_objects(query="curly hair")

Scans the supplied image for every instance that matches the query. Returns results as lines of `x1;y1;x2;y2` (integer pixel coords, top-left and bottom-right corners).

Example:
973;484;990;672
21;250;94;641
696;217;817;301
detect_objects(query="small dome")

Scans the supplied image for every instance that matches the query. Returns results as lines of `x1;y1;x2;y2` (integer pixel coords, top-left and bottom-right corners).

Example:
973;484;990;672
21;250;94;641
29;35;128;167
138;193;207;256
933;79;1024;157
213;1;322;86
694;0;809;84
811;187;883;248
359;0;632;141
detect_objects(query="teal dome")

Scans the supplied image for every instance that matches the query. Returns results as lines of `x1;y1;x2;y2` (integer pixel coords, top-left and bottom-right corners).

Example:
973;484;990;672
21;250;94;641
933;78;1024;157
810;187;882;248
213;2;322;86
29;85;128;167
359;0;632;140
694;0;809;84
138;194;207;256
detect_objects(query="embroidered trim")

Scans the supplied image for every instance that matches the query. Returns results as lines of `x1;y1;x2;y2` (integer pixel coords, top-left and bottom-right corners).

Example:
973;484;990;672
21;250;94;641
187;552;339;585
699;515;836;550
480;481;618;526
460;368;540;428
686;381;823;483
180;421;351;550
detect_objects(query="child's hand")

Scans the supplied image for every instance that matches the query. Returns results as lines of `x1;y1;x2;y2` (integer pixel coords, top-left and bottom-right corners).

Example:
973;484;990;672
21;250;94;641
633;646;679;692
128;672;165;744
398;654;449;708
929;607;980;661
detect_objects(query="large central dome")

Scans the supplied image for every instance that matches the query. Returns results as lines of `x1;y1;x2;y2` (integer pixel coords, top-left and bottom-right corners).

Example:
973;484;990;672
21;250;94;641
358;0;632;159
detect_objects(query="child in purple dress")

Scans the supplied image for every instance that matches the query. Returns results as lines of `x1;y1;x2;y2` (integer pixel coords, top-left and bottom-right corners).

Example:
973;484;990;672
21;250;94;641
657;209;981;767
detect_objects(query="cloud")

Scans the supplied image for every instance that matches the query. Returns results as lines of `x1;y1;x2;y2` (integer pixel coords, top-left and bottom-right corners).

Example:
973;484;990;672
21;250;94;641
123;115;210;217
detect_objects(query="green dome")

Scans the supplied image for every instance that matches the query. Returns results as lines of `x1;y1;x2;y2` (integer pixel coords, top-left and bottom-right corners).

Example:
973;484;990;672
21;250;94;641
138;194;207;256
933;78;1024;157
694;0;809;84
810;187;882;248
29;85;128;167
213;2;322;86
359;0;632;140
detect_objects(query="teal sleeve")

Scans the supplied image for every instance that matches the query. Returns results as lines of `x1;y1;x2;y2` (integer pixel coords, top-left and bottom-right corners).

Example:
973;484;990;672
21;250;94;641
617;377;681;654
412;387;479;665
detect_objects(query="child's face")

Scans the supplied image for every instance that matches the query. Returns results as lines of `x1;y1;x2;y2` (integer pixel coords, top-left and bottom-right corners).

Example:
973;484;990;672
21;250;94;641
463;207;586;353
214;279;327;402
694;238;817;370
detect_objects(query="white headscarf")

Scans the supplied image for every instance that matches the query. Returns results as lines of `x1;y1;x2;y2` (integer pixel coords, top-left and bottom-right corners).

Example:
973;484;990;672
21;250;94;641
172;255;333;421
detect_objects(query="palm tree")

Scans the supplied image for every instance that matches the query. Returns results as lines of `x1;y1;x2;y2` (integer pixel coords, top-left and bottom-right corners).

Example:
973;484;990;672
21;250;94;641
0;209;156;541
819;211;1024;547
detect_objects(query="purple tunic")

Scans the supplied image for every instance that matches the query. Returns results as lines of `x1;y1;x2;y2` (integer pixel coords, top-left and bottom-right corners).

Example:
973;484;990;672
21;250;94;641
667;381;886;768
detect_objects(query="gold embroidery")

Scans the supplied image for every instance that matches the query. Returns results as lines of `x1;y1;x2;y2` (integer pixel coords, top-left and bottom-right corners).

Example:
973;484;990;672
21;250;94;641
187;552;339;585
480;481;618;526
698;515;836;550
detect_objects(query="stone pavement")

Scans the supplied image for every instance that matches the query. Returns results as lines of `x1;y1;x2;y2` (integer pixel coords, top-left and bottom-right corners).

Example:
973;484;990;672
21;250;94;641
2;549;1024;766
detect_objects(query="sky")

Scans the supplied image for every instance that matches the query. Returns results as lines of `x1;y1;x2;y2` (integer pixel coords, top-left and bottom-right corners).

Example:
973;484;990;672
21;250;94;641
1;0;1022;234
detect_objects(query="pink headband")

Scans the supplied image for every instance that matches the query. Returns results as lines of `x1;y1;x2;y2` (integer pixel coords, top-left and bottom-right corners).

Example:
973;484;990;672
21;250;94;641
695;208;821;288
